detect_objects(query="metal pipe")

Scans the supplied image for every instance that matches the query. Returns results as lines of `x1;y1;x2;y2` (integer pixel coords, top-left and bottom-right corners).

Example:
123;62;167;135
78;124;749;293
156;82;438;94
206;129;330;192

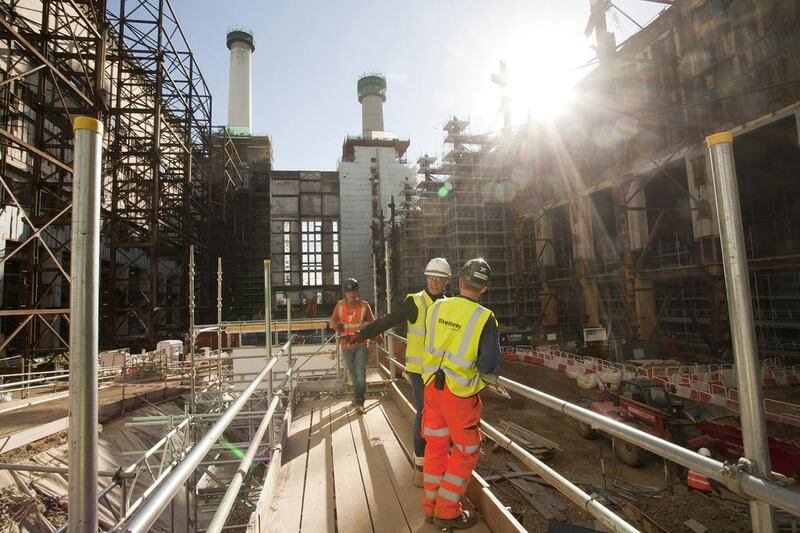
480;421;638;533
217;256;223;385
384;240;396;377
708;131;776;532
287;297;293;399
264;259;273;445
495;375;800;517
122;356;280;532
68;116;103;533
372;252;379;316
189;245;196;415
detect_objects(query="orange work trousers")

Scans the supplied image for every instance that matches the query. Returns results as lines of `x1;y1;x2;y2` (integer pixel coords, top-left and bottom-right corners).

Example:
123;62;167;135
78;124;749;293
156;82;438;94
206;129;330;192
421;382;482;519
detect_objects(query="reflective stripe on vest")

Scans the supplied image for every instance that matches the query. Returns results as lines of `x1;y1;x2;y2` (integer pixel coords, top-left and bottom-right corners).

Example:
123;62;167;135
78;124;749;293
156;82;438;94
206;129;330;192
687;470;712;492
421;298;493;397
405;290;435;374
338;300;368;334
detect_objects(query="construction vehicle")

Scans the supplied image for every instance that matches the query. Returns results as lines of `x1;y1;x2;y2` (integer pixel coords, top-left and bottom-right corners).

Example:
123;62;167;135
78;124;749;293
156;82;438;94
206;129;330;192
577;378;712;466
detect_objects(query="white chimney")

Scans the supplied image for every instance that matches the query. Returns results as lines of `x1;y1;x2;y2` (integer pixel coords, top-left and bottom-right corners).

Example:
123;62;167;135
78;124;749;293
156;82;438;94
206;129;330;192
357;74;387;138
226;28;255;134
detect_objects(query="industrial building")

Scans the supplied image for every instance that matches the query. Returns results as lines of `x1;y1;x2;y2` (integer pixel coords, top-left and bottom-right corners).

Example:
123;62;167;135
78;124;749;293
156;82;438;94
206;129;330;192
0;1;799;533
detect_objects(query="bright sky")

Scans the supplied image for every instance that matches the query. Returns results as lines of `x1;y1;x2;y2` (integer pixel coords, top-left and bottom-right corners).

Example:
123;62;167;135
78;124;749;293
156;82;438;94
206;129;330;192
172;0;667;171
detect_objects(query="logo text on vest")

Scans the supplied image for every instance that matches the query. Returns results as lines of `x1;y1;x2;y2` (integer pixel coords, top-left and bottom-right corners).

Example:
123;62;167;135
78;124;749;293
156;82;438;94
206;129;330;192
438;318;462;330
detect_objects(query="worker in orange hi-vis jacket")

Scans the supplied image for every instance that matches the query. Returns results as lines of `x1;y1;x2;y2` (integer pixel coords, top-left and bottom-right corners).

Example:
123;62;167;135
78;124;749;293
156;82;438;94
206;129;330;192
687;447;721;495
330;278;377;413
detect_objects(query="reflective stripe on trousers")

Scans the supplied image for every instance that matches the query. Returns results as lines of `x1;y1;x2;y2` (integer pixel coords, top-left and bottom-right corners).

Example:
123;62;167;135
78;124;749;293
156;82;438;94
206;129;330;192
424;426;450;437
454;443;480;455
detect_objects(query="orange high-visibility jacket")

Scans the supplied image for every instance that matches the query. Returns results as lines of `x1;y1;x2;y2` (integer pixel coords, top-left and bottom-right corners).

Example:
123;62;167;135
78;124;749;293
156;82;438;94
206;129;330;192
331;299;374;347
687;470;712;492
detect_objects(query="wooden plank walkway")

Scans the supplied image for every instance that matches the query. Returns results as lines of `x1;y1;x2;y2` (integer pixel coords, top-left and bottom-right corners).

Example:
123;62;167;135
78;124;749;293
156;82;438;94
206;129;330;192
265;396;491;532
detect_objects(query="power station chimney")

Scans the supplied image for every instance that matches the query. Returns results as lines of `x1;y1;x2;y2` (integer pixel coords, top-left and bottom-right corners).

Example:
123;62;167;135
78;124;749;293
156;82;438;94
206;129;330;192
226;28;255;135
357;74;387;138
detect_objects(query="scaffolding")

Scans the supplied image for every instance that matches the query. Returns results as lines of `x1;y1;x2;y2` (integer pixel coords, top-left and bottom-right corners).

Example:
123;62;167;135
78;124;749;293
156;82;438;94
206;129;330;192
0;0;245;364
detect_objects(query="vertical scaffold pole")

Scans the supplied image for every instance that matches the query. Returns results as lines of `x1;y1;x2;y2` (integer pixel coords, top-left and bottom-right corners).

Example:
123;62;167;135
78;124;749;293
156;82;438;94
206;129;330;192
287;297;293;398
384;240;395;376
264;259;273;444
217;257;223;382
707;131;776;533
67;116;103;533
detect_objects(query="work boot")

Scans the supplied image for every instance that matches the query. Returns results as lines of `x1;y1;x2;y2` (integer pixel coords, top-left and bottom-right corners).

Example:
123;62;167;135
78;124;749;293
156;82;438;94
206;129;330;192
412;455;424;487
349;399;359;408
433;510;478;530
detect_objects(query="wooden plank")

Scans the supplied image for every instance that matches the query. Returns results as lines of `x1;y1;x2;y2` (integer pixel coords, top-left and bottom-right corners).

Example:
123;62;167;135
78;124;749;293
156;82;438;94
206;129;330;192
350;400;411;533
0;417;68;454
367;400;428;531
264;408;313;533
466;472;527;533
330;401;373;532
300;404;335;533
384;384;416;461
248;411;290;533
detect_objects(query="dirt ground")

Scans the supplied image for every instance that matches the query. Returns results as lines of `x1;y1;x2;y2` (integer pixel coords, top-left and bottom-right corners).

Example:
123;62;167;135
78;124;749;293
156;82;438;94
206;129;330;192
401;361;756;532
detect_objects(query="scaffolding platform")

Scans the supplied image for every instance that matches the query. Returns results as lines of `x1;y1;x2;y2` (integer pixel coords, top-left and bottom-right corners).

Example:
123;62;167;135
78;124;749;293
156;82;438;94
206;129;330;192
261;395;492;532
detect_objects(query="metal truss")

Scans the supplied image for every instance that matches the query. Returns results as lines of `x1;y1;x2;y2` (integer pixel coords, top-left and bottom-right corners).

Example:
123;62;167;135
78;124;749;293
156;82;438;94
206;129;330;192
0;0;246;362
0;0;105;361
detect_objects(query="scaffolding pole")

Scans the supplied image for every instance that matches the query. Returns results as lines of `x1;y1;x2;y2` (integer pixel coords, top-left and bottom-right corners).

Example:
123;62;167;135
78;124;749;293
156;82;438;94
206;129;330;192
707;131;776;533
67;116;103;533
264;259;274;445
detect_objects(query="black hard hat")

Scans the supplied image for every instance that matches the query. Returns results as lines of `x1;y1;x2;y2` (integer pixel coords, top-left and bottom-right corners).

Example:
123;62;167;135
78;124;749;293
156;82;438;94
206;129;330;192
460;258;491;287
343;278;359;292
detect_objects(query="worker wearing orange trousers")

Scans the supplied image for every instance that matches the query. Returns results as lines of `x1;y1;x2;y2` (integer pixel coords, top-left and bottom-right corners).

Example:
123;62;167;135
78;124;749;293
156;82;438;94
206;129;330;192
420;258;500;529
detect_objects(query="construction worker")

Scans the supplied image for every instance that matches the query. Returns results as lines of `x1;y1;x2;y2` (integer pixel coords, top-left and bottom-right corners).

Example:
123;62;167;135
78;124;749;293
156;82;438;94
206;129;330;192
354;257;452;486
687;447;721;494
420;258;501;529
330;278;375;413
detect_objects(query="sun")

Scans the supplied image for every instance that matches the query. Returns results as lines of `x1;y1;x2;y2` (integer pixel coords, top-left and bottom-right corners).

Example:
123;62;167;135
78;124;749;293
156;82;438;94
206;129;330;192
483;33;585;125
505;55;577;122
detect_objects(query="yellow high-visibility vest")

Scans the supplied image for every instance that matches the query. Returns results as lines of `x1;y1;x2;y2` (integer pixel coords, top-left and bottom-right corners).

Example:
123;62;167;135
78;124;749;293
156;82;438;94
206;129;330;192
404;290;436;374
422;297;494;397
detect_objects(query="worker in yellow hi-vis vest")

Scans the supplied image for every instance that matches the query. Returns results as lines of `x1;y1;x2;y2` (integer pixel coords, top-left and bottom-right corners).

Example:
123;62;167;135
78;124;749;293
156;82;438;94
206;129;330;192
355;258;452;486
420;258;501;529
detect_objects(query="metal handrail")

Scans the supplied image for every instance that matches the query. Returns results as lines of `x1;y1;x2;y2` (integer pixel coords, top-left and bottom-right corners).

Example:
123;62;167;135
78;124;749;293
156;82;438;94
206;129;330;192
120;338;294;532
377;337;800;521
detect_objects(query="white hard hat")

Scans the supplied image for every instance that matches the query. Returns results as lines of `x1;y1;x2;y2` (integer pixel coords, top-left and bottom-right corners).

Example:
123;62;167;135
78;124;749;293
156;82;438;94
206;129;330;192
698;447;711;457
424;257;451;278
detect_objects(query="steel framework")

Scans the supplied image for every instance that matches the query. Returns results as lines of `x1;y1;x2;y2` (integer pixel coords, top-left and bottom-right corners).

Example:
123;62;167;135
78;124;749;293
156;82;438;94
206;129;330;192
0;0;243;366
